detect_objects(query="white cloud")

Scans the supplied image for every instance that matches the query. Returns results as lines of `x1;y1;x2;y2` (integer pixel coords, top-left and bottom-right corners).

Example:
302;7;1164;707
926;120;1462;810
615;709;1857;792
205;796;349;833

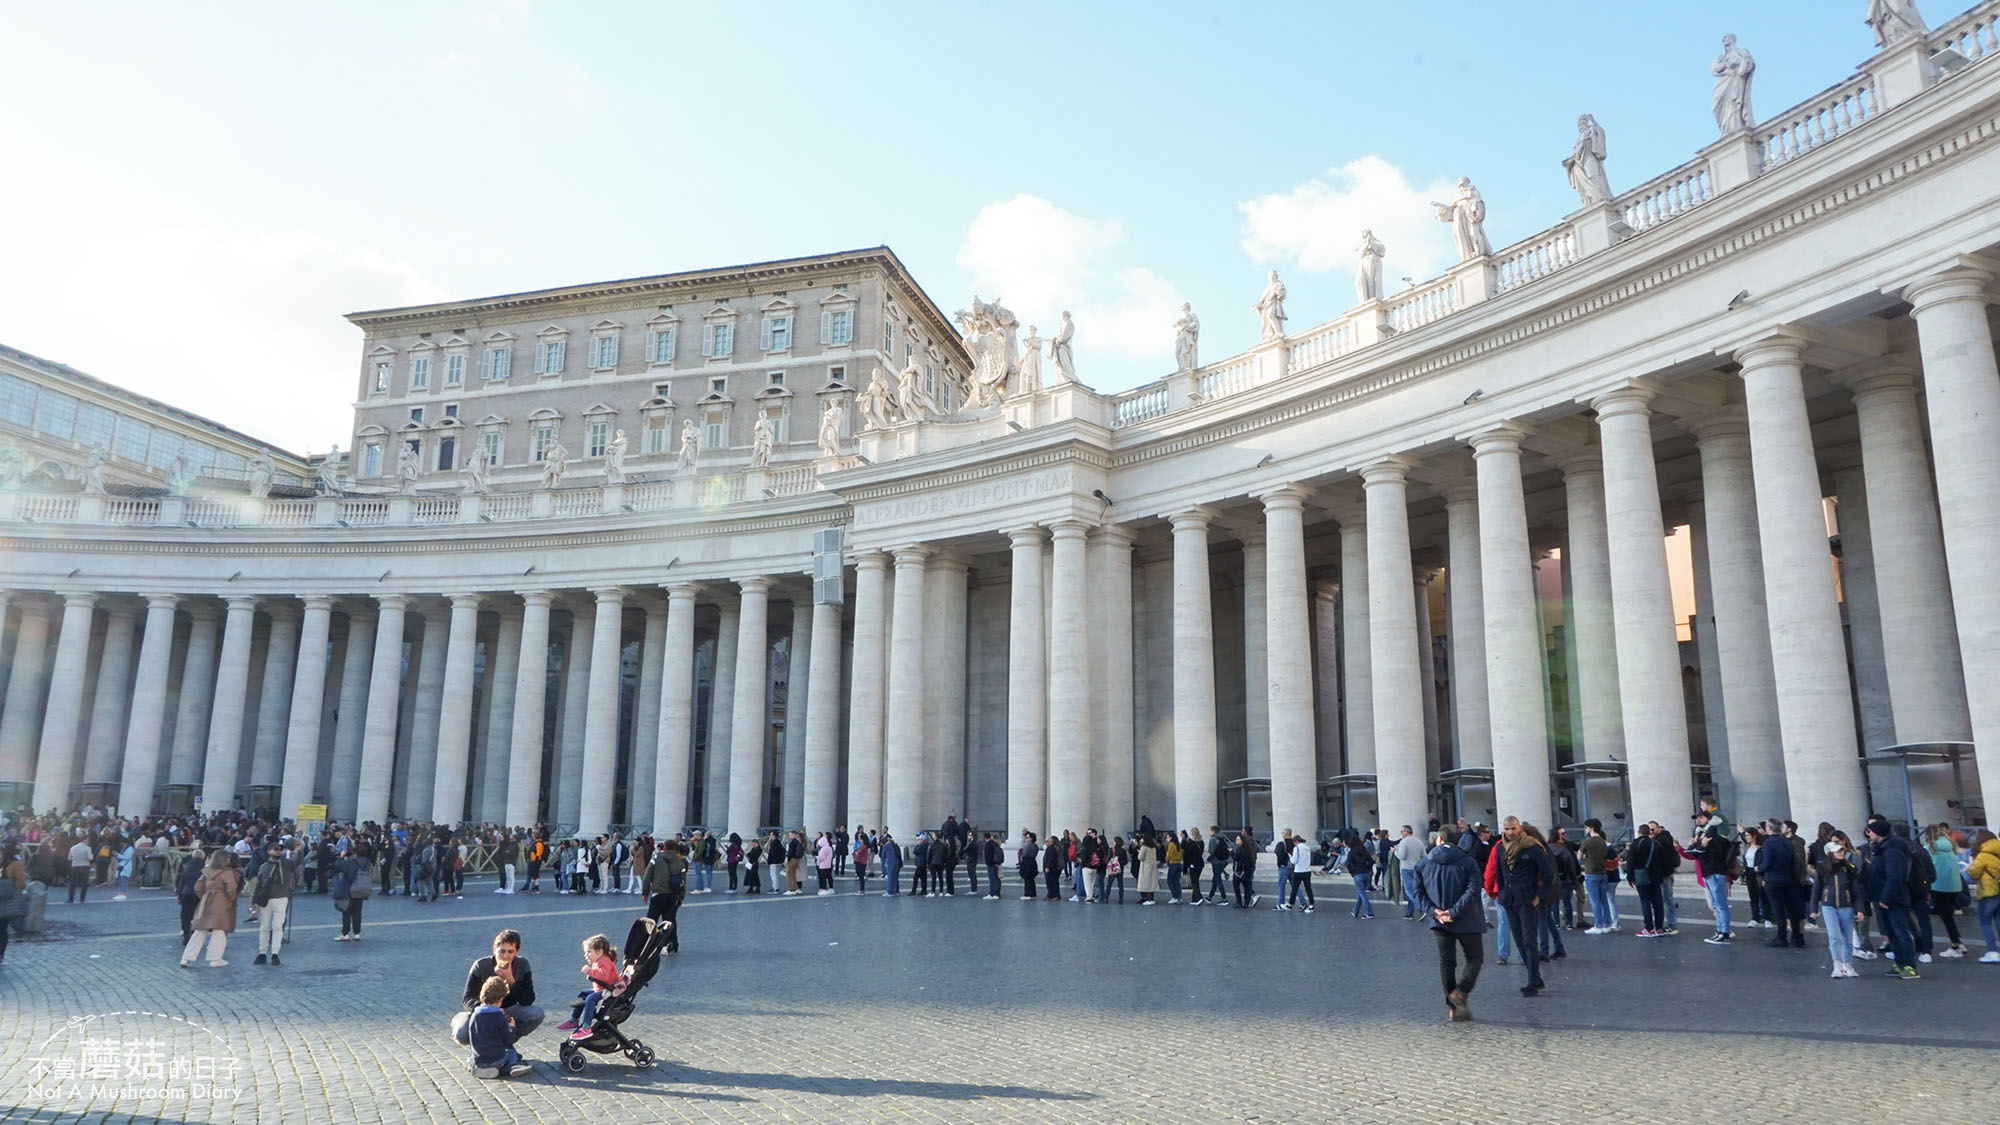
1239;155;1461;295
0;227;451;453
955;195;1185;373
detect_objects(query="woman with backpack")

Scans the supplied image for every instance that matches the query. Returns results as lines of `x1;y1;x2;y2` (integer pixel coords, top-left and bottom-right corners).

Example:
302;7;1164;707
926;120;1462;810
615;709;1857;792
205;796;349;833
1923;823;1968;959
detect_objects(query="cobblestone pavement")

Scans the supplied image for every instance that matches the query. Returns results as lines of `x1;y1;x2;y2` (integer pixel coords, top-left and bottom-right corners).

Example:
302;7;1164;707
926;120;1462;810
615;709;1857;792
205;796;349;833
2;871;1997;1123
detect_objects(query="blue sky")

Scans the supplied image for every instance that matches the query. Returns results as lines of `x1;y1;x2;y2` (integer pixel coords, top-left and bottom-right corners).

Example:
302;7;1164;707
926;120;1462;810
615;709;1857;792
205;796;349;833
0;1;1892;452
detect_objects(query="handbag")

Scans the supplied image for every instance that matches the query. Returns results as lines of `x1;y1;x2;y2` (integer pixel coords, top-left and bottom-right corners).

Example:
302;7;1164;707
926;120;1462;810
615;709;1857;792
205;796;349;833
350;870;375;901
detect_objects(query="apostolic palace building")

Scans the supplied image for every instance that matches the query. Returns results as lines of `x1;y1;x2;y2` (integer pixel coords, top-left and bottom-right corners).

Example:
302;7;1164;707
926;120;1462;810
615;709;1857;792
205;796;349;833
3;8;2000;849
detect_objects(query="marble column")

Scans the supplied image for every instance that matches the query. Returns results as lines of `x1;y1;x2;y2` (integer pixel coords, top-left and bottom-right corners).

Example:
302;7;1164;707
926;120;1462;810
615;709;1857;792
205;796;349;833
782;599;812;829
279;596;333;817
555;605;594;827
922;557;969;826
846;552;890;833
705;601;738;826
429;594;483;824
802;595;845;837
1832;469;1899;798
168;604;221;793
628;597;667;831
1364;462;1428;834
578;587;628;838
1556;450;1626;827
1470;428;1553;827
403;603;450;820
1263;488;1320;838
1092;525;1136;833
0;598;52;790
196;596;257;810
82;603;139;791
1414;567;1443;783
117;595;179;811
724;578;771;841
1591;388;1691;829
1441;481;1492;771
1047;521;1093;834
1906;267;2000;807
882;548;930;835
1736;339;1865;831
1005;530;1048;835
31;593;98;811
328;606;374;821
1311;582;1344;783
1240;531;1270;780
504;592;554;828
246;604;298;796
356;594;408;825
652;584;700;832
481;607;522;825
1847;367;1973;753
1168;512;1217;832
1690;412;1788;819
1333;506;1375;776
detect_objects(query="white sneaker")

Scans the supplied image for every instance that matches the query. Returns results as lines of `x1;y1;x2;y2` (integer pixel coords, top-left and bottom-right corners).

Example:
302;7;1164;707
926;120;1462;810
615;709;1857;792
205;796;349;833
1940;947;1966;959
1979;951;2000;963
1919;953;1933;964
1829;965;1842;978
1852;948;1878;960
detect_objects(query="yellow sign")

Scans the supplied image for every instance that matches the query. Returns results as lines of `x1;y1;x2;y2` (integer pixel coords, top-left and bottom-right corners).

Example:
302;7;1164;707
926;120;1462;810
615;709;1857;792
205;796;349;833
296;803;328;823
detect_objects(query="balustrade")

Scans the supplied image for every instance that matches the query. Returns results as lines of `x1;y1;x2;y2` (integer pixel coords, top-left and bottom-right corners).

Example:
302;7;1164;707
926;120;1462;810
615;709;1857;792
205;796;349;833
1286;318;1359;375
1761;72;1879;168
1931;2;2000;65
1617;159;1715;233
1388;275;1463;334
1111;385;1169;428
1494;225;1580;292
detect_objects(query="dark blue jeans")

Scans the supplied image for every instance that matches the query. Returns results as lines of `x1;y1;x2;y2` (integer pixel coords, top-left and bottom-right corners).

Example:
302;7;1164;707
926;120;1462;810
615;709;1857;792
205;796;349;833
1882;903;1916;969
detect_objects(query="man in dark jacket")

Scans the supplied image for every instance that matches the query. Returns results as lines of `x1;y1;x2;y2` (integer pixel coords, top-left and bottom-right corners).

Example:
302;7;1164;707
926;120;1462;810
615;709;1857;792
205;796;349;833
1497;817;1555;996
983;833;1004;899
1409;830;1486;1021
1864;816;1919;978
880;832;901;896
1756;818;1805;948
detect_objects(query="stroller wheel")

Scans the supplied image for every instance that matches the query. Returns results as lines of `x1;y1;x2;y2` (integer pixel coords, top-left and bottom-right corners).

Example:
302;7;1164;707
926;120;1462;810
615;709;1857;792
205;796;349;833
562;1049;588;1073
629;1045;656;1069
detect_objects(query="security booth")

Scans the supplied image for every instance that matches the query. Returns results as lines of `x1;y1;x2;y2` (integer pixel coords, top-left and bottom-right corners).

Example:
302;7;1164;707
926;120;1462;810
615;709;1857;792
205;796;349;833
1318;773;1377;837
1434;766;1495;827
1218;777;1271;843
1555;761;1630;836
1866;742;1983;834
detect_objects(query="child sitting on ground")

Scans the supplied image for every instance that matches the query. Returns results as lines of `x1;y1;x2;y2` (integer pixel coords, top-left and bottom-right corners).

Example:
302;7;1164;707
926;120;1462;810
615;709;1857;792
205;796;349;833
468;976;533;1078
557;934;621;1039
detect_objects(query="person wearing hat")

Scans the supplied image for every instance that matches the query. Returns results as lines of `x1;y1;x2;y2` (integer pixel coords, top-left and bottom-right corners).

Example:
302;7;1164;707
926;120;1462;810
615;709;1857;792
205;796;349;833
1809;833;1864;978
1864;816;1920;979
251;837;297;966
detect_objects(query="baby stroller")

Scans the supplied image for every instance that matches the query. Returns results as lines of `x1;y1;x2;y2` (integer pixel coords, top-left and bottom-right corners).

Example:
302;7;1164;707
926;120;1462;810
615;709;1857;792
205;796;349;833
558;916;672;1073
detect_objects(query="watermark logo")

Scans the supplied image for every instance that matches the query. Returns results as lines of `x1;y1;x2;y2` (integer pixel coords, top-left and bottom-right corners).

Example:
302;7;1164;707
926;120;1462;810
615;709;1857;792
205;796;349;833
23;1010;243;1106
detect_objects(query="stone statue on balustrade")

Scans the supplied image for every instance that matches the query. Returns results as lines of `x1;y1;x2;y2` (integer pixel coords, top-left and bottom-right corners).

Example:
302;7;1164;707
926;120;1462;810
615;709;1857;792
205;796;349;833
397;444;420;495
1354;230;1386;303
858;366;896;430
818;399;844;459
1049;312;1076;384
1174;304;1200;372
316;446;342;496
166;450;192;496
0;445;22;489
540;437;567;489
1711;34;1756;135
80;444;108;496
1564;114;1613;206
1867;0;1927;47
1433;178;1492;260
1015;327;1043;394
750;417;775;468
246;453;274;498
956;295;1019;406
1254;271;1287;340
461;449;489;495
603;428;628;485
676;419;699;472
897;356;940;420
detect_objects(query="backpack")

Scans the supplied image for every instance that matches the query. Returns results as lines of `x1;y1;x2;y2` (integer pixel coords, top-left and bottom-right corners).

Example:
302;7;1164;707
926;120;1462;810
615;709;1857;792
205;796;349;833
702;837;719;864
1910;844;1936;899
1724;841;1744;879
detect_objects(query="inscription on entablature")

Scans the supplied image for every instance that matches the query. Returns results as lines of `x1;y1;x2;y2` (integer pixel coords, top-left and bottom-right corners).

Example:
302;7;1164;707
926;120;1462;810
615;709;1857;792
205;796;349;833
853;467;1075;527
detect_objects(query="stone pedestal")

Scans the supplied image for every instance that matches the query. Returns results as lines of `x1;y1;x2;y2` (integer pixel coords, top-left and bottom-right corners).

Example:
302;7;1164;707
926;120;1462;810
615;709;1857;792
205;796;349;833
672;472;697;508
1164;369;1200;411
529;489;554;518
1450;256;1497;305
159;497;187;524
387;496;413;524
600;484;625;514
1252;337;1287;384
1569;201;1627;256
1871;34;1938;110
311;497;337;527
77;494;106;523
457;494;483;523
1702;129;1764;193
1350;301;1393;347
742;466;769;500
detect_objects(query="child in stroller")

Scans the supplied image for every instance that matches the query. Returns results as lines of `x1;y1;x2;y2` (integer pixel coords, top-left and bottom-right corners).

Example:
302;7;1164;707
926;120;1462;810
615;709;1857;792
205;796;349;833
557;917;672;1072
558;934;620;1037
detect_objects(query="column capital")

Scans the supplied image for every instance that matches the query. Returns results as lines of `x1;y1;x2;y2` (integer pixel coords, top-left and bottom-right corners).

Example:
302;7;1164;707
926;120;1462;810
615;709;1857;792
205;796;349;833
1088;522;1139;548
1255;483;1312;512
1588;384;1656;419
588;585;630;603
1829;357;1922;402
1358;455;1417;487
1005;525;1047;549
516;589;555;608
1685;406;1751;448
889;545;931;568
183;600;222;624
851;549;892;573
1437;478;1479;508
1166;505;1219;533
299;594;336;613
449;593;485;612
666;581;703;602
926;550;971;575
1551;447;1602;479
103;599;143;622
1902;264;1994;315
375;593;409;611
733;576;772;596
1732;334;1807;374
1466;422;1532;457
58;591;99;611
1045;519;1091;543
259;598;302;622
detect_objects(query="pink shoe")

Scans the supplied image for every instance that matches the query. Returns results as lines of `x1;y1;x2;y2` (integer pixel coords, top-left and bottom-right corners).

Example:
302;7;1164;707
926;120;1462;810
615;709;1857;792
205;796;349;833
555;1019;578;1031
569;1027;594;1041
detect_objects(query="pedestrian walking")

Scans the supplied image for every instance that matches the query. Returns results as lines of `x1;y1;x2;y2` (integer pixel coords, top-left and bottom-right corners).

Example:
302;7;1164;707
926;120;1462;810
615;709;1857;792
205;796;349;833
1409;830;1485;1021
1496;817;1554;997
